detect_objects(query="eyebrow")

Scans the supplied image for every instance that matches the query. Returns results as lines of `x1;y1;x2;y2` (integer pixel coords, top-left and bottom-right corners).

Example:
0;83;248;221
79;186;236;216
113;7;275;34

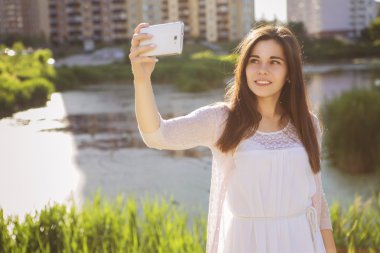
249;55;285;61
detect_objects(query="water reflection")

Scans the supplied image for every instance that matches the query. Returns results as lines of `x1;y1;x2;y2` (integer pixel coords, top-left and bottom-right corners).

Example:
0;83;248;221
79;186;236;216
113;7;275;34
307;70;373;112
0;70;379;219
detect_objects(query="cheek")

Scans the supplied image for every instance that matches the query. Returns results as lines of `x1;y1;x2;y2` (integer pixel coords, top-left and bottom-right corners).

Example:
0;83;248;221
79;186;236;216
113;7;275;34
245;65;256;79
274;67;287;80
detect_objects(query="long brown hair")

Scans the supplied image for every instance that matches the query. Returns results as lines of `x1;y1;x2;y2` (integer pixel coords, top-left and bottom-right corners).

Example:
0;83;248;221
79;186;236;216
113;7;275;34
216;25;321;174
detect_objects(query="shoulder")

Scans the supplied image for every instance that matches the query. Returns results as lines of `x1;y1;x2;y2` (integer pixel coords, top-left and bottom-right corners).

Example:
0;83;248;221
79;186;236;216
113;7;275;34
197;101;230;118
194;102;230;134
209;102;230;123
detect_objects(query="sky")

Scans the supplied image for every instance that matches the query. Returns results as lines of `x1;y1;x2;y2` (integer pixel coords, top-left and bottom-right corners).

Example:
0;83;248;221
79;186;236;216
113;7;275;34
255;0;287;22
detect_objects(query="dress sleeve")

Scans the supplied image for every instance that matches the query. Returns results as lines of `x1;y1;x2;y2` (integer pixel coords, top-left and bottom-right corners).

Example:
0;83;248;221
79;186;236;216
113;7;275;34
138;104;222;150
311;113;333;231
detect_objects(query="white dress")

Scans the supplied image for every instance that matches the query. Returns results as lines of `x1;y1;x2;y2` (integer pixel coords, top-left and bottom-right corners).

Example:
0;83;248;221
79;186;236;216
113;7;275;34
218;120;326;253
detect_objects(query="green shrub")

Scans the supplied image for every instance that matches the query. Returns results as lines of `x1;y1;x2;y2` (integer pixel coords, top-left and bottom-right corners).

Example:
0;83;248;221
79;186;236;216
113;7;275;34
190;50;217;60
150;57;185;84
0;42;56;118
53;64;134;91
0;90;14;118
24;78;55;106
321;88;380;173
53;66;81;90
176;59;227;92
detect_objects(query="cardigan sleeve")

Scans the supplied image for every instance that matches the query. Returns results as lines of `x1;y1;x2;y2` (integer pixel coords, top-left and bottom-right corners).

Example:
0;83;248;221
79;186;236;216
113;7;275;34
311;113;333;231
320;175;333;230
138;104;222;150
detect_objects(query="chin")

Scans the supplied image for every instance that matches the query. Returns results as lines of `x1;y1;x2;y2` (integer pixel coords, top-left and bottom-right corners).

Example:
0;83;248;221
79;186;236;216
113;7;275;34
249;87;274;98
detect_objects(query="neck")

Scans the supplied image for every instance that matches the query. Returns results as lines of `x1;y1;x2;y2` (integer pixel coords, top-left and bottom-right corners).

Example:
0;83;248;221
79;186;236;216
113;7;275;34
256;97;283;119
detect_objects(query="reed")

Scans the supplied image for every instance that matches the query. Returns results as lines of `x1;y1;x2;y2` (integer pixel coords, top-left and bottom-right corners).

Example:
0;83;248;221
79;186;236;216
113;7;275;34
0;192;379;252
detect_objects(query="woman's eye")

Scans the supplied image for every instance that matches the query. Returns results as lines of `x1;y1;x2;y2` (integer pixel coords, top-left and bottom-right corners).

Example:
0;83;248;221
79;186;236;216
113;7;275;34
271;60;281;65
249;59;258;63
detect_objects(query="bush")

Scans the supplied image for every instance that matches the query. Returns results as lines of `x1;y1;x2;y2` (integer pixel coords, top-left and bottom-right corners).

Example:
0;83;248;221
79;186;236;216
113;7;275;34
0;90;14;118
176;59;226;92
52;66;81;90
321;88;380;173
152;60;184;84
53;64;134;90
0;42;56;118
24;78;55;106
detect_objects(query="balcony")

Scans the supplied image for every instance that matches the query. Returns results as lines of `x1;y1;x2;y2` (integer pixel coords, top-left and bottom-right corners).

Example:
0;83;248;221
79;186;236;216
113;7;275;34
49;12;58;19
66;8;81;16
113;28;127;34
66;1;81;8
113;15;127;23
113;23;127;30
68;26;82;33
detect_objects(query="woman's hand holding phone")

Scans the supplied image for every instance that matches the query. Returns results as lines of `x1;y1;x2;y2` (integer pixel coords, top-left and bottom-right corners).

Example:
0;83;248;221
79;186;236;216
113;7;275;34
129;23;158;83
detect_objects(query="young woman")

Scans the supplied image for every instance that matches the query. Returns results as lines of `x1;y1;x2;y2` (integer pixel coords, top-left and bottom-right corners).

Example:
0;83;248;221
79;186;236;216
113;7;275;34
130;23;337;253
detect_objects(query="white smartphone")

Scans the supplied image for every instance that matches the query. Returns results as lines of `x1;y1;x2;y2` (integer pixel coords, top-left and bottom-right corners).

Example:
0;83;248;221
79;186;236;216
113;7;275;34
139;21;184;57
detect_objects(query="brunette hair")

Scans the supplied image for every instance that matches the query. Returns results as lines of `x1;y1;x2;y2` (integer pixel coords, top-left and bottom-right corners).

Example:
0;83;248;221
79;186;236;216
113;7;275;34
216;25;321;174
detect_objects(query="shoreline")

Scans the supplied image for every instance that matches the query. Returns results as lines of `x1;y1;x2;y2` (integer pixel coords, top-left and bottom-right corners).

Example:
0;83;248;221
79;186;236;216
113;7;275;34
303;59;380;74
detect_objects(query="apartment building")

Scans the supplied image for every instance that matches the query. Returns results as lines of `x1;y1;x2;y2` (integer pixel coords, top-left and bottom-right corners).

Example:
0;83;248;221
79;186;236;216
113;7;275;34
1;0;254;45
49;0;133;44
163;0;255;42
349;0;378;37
0;0;50;38
287;0;377;39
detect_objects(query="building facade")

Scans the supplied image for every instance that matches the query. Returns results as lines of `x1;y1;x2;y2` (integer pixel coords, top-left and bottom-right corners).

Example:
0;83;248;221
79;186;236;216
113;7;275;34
287;0;377;39
1;0;255;45
47;0;255;45
0;0;50;38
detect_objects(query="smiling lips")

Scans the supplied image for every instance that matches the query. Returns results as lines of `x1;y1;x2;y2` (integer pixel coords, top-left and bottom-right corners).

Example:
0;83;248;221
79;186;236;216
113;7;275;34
255;80;272;86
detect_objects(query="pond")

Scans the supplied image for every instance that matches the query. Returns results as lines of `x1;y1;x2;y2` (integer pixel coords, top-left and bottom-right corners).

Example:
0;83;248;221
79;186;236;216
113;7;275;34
0;68;379;219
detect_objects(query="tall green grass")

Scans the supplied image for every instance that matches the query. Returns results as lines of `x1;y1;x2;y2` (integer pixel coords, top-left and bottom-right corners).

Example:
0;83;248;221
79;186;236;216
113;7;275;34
1;192;379;252
321;88;380;174
0;193;206;253
332;192;380;253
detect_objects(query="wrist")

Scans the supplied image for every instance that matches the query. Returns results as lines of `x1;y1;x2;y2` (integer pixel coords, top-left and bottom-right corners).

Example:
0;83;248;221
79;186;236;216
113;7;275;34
133;78;151;86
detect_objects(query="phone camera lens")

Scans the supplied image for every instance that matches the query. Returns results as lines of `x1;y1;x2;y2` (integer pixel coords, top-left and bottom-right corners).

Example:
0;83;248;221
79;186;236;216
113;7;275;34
174;35;177;40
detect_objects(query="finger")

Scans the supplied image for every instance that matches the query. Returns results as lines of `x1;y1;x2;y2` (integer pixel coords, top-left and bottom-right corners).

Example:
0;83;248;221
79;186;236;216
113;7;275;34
129;43;156;57
130;33;152;48
132;56;158;63
134;23;150;34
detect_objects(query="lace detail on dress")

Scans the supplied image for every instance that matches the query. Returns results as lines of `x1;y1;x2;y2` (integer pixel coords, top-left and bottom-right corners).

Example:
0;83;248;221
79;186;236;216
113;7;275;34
247;121;302;150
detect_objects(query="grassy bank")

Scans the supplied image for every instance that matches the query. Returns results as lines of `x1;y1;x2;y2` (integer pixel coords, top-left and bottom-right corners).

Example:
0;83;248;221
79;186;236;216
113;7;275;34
53;38;380;92
53;51;235;92
1;192;379;252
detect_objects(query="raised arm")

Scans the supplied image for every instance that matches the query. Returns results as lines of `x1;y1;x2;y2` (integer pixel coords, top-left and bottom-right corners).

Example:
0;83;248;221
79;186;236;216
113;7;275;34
129;23;224;150
129;23;161;134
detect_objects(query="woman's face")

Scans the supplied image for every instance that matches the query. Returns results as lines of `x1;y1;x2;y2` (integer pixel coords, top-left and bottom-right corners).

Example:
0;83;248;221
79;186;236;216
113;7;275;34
245;39;288;101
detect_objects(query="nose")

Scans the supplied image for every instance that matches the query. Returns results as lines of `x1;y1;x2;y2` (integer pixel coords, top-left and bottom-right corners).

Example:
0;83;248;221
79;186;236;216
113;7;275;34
257;63;268;75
